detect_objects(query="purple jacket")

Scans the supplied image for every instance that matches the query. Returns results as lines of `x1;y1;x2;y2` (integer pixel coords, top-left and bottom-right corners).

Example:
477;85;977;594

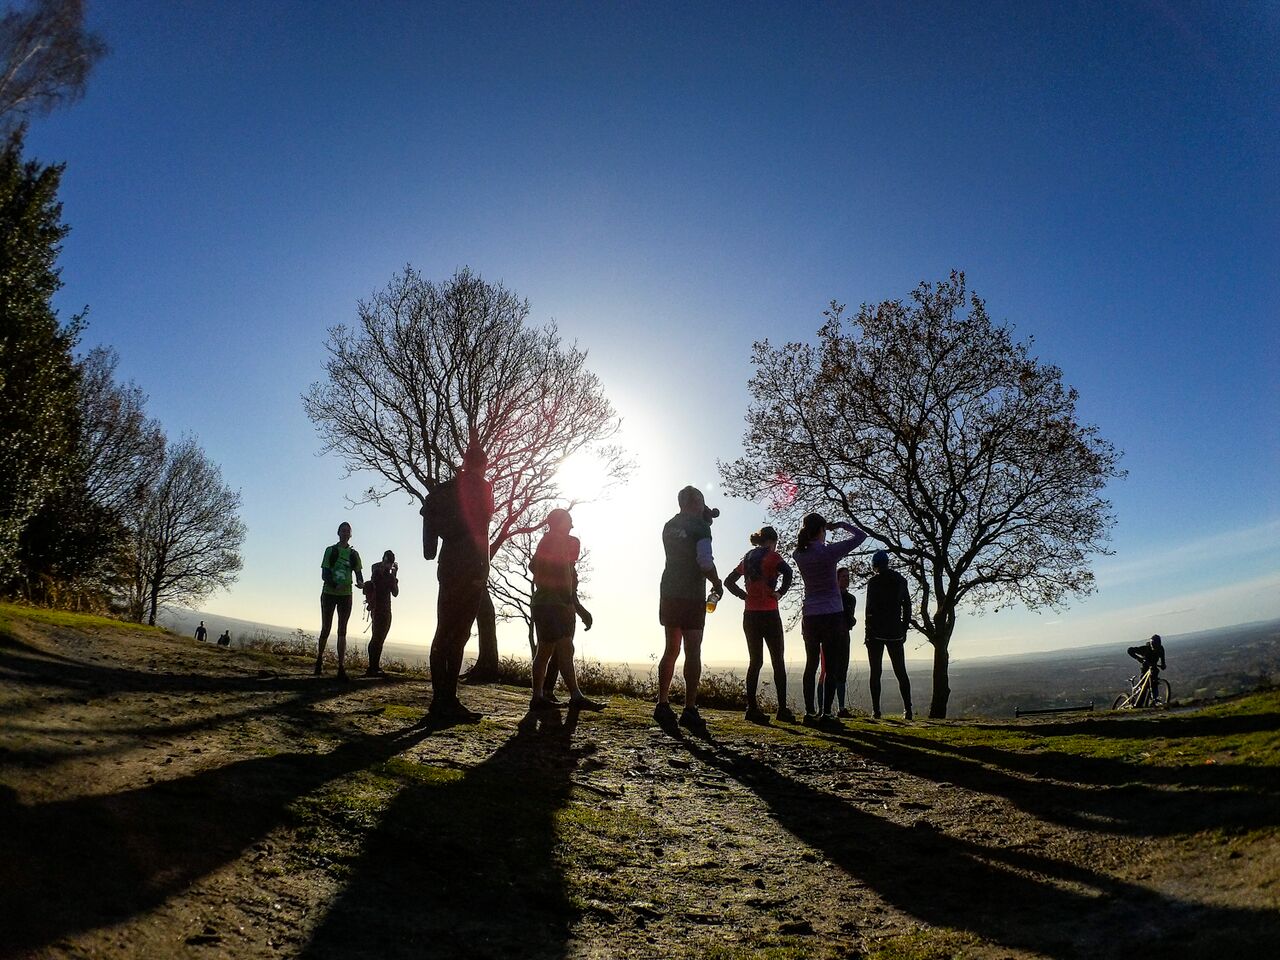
793;528;868;616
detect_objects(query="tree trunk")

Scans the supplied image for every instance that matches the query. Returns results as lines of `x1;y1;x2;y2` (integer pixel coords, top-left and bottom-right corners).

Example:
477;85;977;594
146;577;160;627
928;628;953;719
463;587;501;684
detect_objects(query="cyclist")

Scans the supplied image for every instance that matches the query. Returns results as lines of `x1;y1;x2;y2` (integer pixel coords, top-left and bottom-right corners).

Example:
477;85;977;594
1126;634;1167;705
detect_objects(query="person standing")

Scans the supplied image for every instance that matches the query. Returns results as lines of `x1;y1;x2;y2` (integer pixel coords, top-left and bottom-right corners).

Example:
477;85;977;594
316;521;364;680
793;513;868;726
528;508;603;712
864;549;913;720
655;486;723;734
423;443;494;722
724;525;795;724
194;620;207;643
365;550;399;677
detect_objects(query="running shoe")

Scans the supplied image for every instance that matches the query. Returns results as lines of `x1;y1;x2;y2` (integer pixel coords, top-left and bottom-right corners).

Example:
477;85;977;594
745;705;770;724
313;660;323;676
802;712;819;727
818;713;843;730
678;706;708;734
569;695;606;712
653;701;677;728
775;706;797;723
529;695;556;711
836;708;853;719
903;707;914;721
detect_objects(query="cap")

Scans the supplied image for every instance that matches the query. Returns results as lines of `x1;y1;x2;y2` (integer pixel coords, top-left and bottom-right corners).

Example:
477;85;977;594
872;549;890;569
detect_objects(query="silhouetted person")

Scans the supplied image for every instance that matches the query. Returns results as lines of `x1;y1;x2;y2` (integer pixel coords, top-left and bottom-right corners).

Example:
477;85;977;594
423;443;494;722
865;549;913;720
365;550;399;676
528;508;603;712
818;567;857;717
793;513;868;726
316;521;364;681
725;525;795;724
655;486;723;735
1127;634;1166;704
216;630;231;647
194;620;207;642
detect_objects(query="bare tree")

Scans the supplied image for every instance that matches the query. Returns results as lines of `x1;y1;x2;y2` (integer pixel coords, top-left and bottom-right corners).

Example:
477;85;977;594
303;266;629;680
0;0;106;132
77;345;164;516
720;272;1123;717
125;435;245;626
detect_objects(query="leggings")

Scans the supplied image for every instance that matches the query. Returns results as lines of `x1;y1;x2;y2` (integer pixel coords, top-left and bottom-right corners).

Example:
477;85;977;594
743;610;787;707
429;574;486;707
317;592;353;662
368;608;392;669
817;631;851;710
802;613;848;715
866;638;912;714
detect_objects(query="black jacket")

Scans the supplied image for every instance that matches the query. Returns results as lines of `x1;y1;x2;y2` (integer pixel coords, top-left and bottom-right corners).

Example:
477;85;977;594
865;570;910;641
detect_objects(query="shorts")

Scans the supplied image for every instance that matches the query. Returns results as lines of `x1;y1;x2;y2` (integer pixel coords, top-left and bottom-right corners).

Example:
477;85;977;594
533;603;577;645
659;595;706;631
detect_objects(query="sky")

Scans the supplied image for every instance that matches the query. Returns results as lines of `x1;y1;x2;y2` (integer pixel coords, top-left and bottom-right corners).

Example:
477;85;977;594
25;0;1280;665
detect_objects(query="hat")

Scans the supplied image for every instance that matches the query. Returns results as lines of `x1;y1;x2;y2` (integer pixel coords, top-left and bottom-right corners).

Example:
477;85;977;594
872;549;890;569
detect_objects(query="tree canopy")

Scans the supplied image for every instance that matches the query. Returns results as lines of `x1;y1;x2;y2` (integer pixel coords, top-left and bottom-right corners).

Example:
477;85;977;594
720;272;1124;717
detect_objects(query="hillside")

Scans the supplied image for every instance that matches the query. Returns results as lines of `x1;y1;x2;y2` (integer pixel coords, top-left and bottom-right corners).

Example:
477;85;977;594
1;603;1277;959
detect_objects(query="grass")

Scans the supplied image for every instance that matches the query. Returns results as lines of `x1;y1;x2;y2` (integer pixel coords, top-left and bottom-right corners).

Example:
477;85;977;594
0;600;165;636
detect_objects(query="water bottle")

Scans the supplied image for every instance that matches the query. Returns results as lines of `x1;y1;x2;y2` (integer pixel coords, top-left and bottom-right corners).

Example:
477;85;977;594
706;587;722;613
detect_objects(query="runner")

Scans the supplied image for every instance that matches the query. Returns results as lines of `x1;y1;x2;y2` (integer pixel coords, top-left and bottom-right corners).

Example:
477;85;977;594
528;508;604;712
655;486;723;734
316;521;364;680
423;442;494;723
193;620;207;643
724;525;796;724
792;513;868;726
865;549;913;720
364;550;399;676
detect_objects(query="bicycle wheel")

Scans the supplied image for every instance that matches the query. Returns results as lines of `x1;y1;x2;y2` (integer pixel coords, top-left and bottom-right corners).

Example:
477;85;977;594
1156;679;1172;705
1112;693;1128;710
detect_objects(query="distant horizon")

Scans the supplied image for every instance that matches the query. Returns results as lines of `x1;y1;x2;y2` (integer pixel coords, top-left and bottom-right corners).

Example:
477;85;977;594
161;606;1280;668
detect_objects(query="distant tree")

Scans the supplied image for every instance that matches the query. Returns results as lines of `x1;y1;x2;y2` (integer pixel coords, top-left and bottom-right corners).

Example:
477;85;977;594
720;272;1123;718
77;345;164;515
124;436;246;626
0;128;82;589
303;267;629;681
0;0;106;133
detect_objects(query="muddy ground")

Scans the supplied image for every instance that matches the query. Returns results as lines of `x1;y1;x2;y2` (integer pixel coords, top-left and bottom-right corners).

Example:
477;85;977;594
1;618;1277;959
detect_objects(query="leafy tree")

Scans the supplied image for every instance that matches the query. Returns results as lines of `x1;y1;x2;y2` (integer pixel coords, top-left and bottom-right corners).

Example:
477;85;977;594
124;436;246;626
720;272;1123;717
0;128;81;588
303;266;628;681
0;0;106;132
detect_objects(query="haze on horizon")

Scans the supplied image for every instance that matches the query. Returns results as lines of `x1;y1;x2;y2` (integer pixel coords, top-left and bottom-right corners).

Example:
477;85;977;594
30;1;1280;666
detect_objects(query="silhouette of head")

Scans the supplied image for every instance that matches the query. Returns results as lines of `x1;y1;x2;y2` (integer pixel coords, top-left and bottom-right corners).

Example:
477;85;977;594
383;550;395;563
337;522;352;541
838;567;851;589
872;549;890;570
462;443;487;472
1150;634;1162;646
677;485;705;514
796;513;826;551
546;508;573;533
750;525;779;547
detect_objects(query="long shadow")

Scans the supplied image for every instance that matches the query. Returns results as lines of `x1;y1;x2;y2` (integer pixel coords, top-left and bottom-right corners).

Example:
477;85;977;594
774;723;1279;839
0;723;433;957
298;712;587;960
683;737;1280;958
972;709;1280;740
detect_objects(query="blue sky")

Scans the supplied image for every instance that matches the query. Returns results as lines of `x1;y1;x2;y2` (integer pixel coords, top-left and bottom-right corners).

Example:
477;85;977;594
27;1;1280;663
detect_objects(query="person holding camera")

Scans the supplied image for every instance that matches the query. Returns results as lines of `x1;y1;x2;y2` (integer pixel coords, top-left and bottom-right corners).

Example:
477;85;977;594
365;549;399;676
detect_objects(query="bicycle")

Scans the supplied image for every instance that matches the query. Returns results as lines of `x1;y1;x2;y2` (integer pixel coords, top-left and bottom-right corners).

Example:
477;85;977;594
1111;668;1172;710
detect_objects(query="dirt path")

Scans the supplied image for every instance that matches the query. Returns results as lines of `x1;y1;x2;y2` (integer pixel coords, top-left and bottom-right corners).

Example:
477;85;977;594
1;618;1276;959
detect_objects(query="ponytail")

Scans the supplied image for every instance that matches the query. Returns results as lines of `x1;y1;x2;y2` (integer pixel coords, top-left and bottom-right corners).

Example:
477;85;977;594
749;525;779;548
795;513;825;552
